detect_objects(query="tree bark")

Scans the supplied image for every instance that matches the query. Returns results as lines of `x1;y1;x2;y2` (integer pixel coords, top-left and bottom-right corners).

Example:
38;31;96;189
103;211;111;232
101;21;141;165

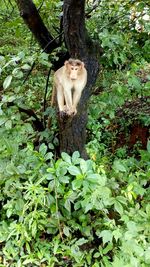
58;0;99;158
15;0;58;53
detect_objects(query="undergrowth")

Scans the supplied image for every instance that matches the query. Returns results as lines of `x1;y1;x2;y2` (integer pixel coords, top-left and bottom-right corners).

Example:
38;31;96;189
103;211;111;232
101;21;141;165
0;1;150;266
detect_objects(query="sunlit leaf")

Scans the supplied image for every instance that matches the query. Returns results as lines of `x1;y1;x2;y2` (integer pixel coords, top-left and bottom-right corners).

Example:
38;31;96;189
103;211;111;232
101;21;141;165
72;179;82;190
3;75;12;89
147;139;150;153
21;64;31;70
97;230;113;244
113;160;126;172
39;143;47;156
61;152;72;164
63;225;70;237
114;201;123;215
68;166;81;176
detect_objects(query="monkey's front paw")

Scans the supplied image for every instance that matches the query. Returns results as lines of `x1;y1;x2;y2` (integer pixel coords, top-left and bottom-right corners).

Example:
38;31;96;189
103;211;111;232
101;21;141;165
59;106;77;117
70;107;77;116
63;106;70;114
63;106;73;116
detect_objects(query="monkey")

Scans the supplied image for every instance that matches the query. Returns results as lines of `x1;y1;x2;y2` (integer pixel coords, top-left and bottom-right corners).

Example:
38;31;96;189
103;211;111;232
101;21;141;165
51;58;87;117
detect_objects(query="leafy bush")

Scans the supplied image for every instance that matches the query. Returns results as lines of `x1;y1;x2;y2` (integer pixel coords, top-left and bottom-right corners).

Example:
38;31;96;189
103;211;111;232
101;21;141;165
0;1;150;266
0;143;150;266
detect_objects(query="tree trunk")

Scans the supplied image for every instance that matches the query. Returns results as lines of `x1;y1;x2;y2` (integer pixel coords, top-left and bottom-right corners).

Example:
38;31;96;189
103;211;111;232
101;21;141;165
58;0;99;158
15;0;58;53
16;0;99;158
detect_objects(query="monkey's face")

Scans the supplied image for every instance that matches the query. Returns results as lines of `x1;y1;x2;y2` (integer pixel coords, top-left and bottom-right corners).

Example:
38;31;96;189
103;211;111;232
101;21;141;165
65;59;84;80
69;65;81;80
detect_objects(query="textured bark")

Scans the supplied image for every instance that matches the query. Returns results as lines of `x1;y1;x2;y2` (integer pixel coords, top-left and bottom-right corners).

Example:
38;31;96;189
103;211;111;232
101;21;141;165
15;0;58;53
58;0;99;158
63;0;87;59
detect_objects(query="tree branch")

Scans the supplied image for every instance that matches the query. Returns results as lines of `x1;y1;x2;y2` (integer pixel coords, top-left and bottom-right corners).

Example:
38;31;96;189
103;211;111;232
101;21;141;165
18;106;44;131
15;0;58;53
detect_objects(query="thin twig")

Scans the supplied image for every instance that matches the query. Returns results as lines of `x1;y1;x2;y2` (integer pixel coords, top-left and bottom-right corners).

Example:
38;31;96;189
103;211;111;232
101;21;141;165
37;0;44;11
43;66;52;127
42;31;63;53
86;0;101;17
23;32;63;84
23;61;36;84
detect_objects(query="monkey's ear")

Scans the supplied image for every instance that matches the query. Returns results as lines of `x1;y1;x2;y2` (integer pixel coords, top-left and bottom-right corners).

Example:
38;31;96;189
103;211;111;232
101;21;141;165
64;61;69;66
81;62;85;68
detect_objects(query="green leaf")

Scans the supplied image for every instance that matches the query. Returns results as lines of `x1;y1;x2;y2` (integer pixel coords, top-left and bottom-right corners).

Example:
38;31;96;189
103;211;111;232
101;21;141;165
17;165;26;174
18;51;25;59
72;179;82;190
128;76;141;90
63;225;70;237
47;167;55;174
45;152;53;161
68;166;81;176
12;68;23;78
98;230;113;244
93;252;100;258
113;228;122;242
146;204;150;215
112;257;124;267
0;117;7;126
25;242;31;254
5;120;12;129
39;143;47;156
31;221;37;237
103;243;113;254
56;163;68;177
0;55;5;64
6;209;13;218
3;75;12;89
145;247;150;263
53;238;59;255
84;202;93;213
114;201;123;215
127;221;137;233
59;175;70;183
61;152;71;164
21;64;31;70
64;199;71;212
23;259;39;265
86;173;106;186
76;238;88;246
113;160;126;172
15;199;24;212
39;52;49;61
147;139;150;153
80;159;87;174
72;151;80;164
116;196;127;205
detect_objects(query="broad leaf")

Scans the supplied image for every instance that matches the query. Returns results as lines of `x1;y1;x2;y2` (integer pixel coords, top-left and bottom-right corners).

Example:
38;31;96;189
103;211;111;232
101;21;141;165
68;166;81;176
97;230;113;244
61;152;71;164
114;201;123;215
3;75;12;89
113;160;126;172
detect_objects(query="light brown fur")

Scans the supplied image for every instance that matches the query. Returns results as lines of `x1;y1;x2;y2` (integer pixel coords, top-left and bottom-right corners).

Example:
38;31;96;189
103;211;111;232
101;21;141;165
51;58;87;116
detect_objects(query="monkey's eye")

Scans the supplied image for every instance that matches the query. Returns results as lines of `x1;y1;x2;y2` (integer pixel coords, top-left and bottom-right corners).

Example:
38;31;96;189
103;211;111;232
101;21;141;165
71;67;74;70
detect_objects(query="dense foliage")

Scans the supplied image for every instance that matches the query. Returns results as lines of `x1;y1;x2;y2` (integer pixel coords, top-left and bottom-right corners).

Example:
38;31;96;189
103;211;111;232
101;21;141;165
0;0;150;266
